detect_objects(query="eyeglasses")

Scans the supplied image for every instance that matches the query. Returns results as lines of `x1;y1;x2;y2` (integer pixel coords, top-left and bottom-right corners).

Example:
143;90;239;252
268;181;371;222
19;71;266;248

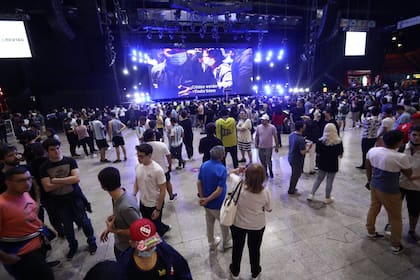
12;176;34;183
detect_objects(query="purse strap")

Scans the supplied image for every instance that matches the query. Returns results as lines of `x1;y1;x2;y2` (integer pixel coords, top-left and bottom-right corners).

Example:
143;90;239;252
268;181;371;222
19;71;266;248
231;181;243;205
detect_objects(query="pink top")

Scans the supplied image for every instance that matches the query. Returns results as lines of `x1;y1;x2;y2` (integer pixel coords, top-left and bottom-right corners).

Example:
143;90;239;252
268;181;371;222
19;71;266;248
75;125;90;140
0;192;43;255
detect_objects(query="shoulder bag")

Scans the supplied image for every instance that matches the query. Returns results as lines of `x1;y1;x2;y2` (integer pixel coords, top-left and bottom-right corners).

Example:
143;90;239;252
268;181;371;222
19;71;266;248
220;181;243;227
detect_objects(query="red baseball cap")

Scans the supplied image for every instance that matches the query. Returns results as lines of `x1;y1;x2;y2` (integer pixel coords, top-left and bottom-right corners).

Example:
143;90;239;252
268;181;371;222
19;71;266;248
130;218;162;251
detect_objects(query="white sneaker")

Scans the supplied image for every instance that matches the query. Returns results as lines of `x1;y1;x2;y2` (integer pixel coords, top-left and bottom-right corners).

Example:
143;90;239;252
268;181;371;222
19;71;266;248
324;197;334;204
209;236;221;251
218;240;233;251
307;194;315;201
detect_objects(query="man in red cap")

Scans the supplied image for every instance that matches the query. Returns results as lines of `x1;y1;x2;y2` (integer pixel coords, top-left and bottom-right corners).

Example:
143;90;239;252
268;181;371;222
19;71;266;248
118;218;192;280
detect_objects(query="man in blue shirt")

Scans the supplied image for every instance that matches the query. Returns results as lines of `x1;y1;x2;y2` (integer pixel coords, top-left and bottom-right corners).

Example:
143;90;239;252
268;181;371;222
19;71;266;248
197;145;232;251
288;121;311;195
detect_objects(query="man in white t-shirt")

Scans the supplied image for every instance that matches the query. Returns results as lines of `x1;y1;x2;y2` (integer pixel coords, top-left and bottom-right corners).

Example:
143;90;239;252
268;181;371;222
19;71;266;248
143;129;177;201
133;143;171;236
366;130;412;254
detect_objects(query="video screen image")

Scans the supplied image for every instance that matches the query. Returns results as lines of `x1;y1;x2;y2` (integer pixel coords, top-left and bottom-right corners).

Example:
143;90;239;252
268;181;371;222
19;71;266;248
148;48;253;100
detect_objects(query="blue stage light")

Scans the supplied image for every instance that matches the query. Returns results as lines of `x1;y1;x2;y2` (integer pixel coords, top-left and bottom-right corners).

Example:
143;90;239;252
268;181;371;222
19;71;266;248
269;62;274;68
132;50;137;56
122;68;129;75
252;85;258;92
264;85;271;94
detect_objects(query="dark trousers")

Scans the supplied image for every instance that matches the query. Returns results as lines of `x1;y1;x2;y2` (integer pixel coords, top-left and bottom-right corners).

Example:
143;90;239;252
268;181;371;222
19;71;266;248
360;138;377;168
230;225;265;278
140;202;170;236
4;247;54;280
224;145;238;168
170;145;184;167
275;125;282;146
288;159;304;193
41;199;65;236
114;246;124;262
50;192;96;249
183;138;194;159
79;137;93;156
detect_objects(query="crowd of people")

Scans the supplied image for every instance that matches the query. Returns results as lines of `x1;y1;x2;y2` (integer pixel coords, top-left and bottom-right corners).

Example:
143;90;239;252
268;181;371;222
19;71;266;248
0;82;420;279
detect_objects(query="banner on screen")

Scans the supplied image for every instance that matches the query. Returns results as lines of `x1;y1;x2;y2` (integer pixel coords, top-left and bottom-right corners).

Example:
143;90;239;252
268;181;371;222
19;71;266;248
149;48;253;100
0;21;32;58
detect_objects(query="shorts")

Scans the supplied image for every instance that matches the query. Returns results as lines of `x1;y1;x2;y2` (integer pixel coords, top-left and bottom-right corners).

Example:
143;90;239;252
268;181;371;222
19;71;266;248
96;139;109;149
112;136;125;147
165;171;171;182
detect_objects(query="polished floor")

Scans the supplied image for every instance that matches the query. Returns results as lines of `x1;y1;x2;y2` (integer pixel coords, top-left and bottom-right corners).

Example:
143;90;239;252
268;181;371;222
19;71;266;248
1;123;420;280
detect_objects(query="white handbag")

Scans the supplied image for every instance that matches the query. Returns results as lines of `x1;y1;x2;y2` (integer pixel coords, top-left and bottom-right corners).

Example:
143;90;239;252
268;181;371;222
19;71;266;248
220;181;243;227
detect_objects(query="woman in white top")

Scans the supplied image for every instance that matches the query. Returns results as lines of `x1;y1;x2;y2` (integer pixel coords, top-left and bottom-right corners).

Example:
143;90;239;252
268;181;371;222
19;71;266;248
229;163;272;280
236;110;253;163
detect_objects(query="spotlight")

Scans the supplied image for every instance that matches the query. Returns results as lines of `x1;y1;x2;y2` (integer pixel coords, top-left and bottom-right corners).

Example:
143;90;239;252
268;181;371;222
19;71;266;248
397;43;402;48
133;85;138;90
264;85;271;94
285;64;290;70
269;62;274;68
252;85;258;92
256;76;261;81
254;52;262;63
122;68;129;75
305;88;310;92
391;36;396;41
133;65;138;70
126;94;131;98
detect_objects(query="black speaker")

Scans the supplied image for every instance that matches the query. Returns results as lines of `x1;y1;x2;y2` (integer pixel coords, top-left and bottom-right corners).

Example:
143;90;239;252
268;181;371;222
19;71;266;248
317;0;338;42
45;0;76;40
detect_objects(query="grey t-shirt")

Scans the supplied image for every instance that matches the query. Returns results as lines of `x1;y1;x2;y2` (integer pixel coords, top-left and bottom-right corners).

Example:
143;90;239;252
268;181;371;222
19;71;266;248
113;191;141;251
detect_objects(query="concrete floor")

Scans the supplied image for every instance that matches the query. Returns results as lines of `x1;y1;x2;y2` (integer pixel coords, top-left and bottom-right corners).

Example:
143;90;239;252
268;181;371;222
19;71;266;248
1;125;420;280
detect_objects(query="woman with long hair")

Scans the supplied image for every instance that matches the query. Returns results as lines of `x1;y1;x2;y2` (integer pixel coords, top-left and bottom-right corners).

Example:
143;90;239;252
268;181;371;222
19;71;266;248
229;163;272;280
307;123;344;204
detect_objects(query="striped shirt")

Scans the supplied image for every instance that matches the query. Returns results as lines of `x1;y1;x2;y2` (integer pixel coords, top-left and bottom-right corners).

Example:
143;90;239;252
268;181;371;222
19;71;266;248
361;116;381;139
170;124;184;148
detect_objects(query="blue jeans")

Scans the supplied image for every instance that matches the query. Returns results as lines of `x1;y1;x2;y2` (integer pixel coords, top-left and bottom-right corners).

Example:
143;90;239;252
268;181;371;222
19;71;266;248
311;170;336;198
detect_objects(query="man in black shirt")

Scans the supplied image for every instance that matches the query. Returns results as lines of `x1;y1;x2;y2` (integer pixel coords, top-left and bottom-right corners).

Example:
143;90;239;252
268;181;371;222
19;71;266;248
40;138;97;259
199;123;223;163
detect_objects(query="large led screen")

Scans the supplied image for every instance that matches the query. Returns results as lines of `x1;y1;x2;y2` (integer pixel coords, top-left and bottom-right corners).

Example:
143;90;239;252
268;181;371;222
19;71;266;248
344;31;367;56
148;48;253;100
0;20;32;58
